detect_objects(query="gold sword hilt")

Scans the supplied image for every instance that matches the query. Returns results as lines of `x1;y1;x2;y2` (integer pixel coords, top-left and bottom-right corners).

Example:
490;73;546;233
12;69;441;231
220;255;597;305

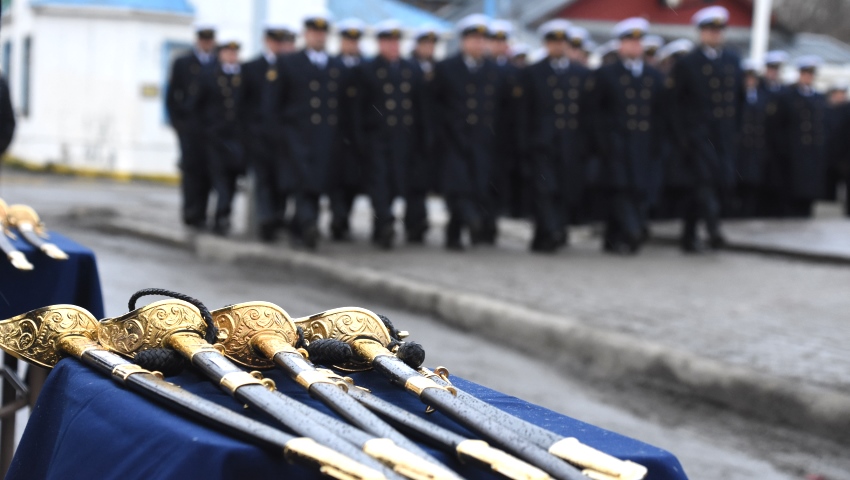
0;304;101;368
0;199;34;270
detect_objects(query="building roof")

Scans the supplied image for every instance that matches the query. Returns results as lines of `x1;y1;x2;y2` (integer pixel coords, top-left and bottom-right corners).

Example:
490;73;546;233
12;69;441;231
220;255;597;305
327;0;451;30
29;0;194;15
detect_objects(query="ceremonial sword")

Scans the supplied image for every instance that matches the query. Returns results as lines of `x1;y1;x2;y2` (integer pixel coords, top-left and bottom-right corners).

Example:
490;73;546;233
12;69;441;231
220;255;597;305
0;199;33;270
97;299;448;480
295;308;588;480
0;304;385;480
212;301;548;480
4;204;68;260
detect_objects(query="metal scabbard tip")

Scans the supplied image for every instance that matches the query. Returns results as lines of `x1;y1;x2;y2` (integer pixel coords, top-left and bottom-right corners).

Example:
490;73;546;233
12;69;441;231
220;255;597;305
548;438;648;480
363;438;461;480
41;243;69;260
8;252;34;270
283;437;387;480
456;439;551;480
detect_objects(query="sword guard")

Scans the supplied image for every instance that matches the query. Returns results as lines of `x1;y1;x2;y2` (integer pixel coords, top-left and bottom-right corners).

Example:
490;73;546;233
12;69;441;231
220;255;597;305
211;302;300;369
98;299;208;358
0;305;100;368
294;307;395;372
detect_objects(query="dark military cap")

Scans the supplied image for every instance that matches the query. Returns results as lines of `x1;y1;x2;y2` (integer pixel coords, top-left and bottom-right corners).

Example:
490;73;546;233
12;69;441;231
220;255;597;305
304;13;331;32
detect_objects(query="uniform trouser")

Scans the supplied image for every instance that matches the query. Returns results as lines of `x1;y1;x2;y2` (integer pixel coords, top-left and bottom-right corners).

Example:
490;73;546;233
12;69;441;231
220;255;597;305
533;190;570;243
330;187;358;232
605;190;643;246
445;194;482;243
681;185;721;240
780;197;813;218
178;129;212;227
208;141;242;225
404;190;428;234
252;143;289;228
735;184;760;218
293;191;321;236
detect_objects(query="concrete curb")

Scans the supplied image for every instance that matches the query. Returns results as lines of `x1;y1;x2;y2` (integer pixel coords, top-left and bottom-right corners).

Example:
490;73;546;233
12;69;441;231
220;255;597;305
651;234;850;266
95;217;850;444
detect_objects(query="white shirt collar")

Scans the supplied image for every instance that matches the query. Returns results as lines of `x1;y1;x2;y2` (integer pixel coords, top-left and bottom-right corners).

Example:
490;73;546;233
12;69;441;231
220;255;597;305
550;56;569;71
221;63;240;75
342;54;360;68
194;47;213;65
306;49;328;68
264;51;277;65
463;55;482;71
702;46;721;60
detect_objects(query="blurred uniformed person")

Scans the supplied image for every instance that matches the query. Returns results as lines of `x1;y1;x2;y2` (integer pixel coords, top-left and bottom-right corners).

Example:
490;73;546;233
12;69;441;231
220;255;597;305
735;58;769;218
489;19;526;220
592;18;665;254
767;56;828;218
242;21;296;242
408;25;441;242
511;44;530;69
359;20;426;249
642;35;664;68
669;6;743;252
195;35;245;236
656;38;693;219
432;14;505;250
762;50;789;94
276;12;346;249
567;26;591;66
824;82;847;205
0;74;15;164
166;22;218;230
329;18;366;241
596;39;621;67
520;19;592;253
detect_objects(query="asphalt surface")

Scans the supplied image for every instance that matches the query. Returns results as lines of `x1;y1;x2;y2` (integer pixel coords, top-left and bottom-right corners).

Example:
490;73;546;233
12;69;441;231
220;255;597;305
2;172;850;479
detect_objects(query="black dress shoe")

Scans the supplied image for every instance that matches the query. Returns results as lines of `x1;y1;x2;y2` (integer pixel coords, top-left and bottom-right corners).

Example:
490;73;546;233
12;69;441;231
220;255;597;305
374;225;395;250
331;223;351;242
680;237;704;254
258;223;277;243
212;218;230;236
530;235;558;253
708;234;726;250
301;226;320;250
445;238;465;251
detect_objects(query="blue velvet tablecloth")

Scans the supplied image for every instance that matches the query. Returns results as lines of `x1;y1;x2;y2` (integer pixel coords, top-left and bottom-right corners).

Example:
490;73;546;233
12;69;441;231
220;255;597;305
8;359;688;480
0;231;104;319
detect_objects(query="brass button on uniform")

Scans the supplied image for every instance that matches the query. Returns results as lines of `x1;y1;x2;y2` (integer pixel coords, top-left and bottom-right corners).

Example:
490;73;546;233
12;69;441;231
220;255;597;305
402;69;412;79
553;89;564;100
643;77;654;87
403;115;414;126
801;121;812;131
266;69;277;82
311;113;322;125
401;99;412;110
467;113;478;125
725;106;735;117
724;91;735;102
555;118;566;129
627;119;638;130
641;89;651;99
802;134;812;145
383;83;394;94
712;92;722;103
467;98;478;109
639;120;649;131
710;78;720;88
620;75;631;86
224;98;234;108
328;98;338;109
568;89;579;99
702;64;713;75
310;80;320;91
329;68;339;78
466;84;476;94
218;76;228;87
387;115;398;126
310;97;321;108
328;114;338;125
346;86;357;98
640;105;650;116
725;76;735;87
625;88;636;99
385;99;397;110
400;82;411;93
547;76;557;86
232;76;241;87
484;85;495;96
554;104;566;114
377;68;387;79
627;105;638;115
714;107;724;118
327;82;338;92
569;104;579;114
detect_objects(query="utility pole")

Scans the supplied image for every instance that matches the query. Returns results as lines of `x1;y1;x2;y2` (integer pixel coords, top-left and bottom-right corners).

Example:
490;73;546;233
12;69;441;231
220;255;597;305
750;0;773;66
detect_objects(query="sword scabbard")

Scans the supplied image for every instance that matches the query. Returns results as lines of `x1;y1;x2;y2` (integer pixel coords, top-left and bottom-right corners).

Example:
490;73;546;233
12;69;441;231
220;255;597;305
284;437;386;480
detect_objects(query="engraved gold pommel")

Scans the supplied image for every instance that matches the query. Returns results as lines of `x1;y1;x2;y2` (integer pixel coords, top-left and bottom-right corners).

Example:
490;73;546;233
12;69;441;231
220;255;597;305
363;438;459;480
548;438;648;480
98;299;207;358
283;437;386;480
456;439;551;480
294;308;395;372
0;305;100;368
5;204;47;236
211;302;300;369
